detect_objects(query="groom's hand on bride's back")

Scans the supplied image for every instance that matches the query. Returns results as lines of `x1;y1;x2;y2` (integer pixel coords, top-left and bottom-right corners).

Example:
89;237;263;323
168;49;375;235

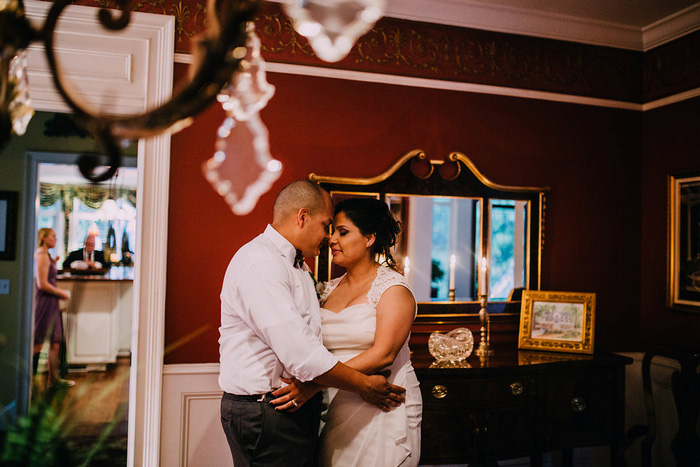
361;375;406;412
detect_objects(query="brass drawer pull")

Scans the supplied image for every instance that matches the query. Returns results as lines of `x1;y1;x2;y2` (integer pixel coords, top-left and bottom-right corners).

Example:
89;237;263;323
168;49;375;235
510;381;524;395
571;397;587;412
431;384;448;399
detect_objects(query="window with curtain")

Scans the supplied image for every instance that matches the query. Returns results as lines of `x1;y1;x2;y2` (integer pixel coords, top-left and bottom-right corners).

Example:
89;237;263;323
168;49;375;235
38;182;137;266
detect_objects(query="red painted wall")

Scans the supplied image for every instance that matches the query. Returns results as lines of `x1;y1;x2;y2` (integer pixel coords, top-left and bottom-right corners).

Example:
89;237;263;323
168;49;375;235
165;65;653;364
640;96;700;347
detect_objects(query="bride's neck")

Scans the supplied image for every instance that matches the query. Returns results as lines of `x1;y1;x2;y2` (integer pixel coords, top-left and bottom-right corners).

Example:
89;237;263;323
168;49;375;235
344;257;378;284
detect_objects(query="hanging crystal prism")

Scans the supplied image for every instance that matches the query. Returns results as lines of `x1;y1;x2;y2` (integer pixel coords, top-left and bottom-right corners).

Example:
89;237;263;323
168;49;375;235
202;112;282;215
217;22;275;122
283;0;386;62
8;49;34;135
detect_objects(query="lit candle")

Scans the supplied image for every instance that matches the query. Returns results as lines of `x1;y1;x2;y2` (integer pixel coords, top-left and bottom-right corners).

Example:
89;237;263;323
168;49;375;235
479;256;488;296
449;254;456;290
404;256;410;282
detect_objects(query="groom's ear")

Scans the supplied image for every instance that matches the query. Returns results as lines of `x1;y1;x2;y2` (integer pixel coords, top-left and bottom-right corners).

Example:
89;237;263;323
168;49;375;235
296;208;309;228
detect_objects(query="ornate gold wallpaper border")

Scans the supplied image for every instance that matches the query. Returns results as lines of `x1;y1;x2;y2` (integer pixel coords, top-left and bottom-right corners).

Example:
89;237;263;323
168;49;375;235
63;0;700;103
253;3;642;103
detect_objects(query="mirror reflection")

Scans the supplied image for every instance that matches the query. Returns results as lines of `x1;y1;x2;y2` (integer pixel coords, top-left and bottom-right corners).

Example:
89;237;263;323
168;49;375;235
388;196;529;302
311;150;548;314
388;195;480;302
488;199;529;299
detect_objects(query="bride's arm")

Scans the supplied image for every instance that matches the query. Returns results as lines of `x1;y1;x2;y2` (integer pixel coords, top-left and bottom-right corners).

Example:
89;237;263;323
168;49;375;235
271;286;414;411
342;285;415;375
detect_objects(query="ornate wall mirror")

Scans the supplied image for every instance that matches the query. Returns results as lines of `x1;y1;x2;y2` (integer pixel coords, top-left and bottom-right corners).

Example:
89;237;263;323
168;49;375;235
310;150;548;316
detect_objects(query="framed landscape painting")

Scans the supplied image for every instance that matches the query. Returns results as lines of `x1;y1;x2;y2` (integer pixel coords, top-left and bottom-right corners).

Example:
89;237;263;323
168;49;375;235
518;290;596;354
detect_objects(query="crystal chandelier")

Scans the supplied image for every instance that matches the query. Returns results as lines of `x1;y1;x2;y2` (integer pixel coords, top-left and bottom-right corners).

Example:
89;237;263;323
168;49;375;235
0;0;385;213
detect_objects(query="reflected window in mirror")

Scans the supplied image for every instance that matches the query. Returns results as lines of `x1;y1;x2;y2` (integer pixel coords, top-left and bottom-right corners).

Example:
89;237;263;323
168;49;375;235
489;199;528;300
388;195;481;302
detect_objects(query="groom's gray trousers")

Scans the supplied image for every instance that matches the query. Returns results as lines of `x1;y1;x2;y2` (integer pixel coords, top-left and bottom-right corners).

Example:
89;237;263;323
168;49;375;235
221;391;323;466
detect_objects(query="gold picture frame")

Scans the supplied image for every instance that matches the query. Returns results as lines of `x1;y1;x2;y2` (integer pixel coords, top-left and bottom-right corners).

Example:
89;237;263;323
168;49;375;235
518;290;595;354
668;172;700;312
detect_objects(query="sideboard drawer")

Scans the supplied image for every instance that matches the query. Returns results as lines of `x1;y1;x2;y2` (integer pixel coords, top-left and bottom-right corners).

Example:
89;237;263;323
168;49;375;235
421;405;537;462
420;374;537;407
421;409;478;462
541;367;617;447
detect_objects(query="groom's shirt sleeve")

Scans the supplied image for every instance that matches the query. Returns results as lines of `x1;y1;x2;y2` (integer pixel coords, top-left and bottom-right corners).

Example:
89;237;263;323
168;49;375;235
220;252;338;389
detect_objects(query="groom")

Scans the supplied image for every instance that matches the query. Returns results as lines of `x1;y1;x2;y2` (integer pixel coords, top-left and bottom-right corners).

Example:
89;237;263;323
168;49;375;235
219;179;405;466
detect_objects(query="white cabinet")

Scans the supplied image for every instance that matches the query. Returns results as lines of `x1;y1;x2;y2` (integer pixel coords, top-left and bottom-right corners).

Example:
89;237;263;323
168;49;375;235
60;279;133;365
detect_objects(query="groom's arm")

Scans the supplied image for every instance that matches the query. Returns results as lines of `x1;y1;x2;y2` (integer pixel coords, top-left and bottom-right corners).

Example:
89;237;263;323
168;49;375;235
271;362;405;412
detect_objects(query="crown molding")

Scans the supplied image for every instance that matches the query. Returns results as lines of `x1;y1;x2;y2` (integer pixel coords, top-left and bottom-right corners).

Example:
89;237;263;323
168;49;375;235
383;0;643;50
265;0;699;51
642;3;700;50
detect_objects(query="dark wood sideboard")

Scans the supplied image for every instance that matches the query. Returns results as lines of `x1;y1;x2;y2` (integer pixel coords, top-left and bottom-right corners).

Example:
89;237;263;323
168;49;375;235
411;346;633;465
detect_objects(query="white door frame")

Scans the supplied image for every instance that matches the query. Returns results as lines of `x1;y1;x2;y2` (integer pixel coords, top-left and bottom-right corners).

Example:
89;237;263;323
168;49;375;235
23;3;173;465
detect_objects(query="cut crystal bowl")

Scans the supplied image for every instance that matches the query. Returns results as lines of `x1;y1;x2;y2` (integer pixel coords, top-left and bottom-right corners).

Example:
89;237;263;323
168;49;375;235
428;328;474;362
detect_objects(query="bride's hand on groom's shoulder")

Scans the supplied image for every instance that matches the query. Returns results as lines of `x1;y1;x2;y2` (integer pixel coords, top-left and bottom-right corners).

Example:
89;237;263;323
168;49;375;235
361;375;406;412
270;377;323;412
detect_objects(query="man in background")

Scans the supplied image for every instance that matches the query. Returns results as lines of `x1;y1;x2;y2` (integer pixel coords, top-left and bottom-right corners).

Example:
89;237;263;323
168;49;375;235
63;234;109;270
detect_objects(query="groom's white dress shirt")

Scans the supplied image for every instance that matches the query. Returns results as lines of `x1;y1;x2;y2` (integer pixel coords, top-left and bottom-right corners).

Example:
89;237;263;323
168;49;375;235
219;224;338;395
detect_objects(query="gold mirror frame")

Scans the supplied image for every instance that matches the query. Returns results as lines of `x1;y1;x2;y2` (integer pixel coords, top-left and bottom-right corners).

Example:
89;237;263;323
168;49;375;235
310;150;549;317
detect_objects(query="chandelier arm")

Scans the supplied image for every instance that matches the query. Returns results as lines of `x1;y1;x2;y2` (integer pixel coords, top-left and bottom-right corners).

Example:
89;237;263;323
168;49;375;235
97;0;132;31
112;0;259;136
40;0;259;182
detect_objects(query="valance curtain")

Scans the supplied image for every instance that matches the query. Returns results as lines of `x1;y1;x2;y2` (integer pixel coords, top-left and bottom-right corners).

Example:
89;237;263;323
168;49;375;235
39;183;137;214
40;183;137;258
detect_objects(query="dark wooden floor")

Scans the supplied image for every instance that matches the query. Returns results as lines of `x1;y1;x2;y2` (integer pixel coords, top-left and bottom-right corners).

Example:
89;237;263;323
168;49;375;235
32;357;131;466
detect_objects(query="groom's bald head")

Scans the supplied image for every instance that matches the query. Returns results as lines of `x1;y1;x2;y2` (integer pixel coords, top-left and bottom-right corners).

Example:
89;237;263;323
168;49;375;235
272;180;330;223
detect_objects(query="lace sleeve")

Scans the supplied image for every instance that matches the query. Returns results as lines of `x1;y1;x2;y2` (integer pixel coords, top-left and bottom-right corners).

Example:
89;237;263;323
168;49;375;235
367;266;415;313
319;275;343;305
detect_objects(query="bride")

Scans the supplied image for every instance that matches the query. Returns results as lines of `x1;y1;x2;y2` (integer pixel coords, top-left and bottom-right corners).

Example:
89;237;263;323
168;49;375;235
273;197;422;466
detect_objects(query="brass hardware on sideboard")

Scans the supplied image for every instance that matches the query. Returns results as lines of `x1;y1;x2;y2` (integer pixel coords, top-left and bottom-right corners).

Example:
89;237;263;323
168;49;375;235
431;384;448;399
510;381;524;395
570;397;587;413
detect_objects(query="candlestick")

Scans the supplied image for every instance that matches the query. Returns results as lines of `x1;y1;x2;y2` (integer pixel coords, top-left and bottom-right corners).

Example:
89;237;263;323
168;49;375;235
449;254;456;290
479;256;488;296
475;293;494;357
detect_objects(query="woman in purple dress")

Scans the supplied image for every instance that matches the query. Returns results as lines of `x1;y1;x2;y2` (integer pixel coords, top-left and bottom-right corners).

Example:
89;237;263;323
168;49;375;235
34;228;71;388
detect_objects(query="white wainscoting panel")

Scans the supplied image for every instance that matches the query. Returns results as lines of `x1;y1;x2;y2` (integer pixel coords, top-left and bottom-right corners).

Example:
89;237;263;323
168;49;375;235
621;351;700;467
161;364;232;467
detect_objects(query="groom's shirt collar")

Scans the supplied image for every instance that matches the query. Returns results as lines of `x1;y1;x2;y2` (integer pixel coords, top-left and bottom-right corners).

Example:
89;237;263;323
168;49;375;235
263;224;298;267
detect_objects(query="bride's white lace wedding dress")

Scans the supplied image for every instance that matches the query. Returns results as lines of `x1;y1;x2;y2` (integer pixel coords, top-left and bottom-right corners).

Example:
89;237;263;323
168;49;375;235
318;265;422;467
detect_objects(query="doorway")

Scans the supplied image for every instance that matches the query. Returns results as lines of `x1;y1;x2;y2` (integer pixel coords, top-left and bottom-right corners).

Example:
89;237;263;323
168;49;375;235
16;121;140;463
9;3;174;465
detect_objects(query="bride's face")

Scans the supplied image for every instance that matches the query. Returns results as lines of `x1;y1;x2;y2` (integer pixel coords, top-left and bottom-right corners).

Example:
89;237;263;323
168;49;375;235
329;212;375;267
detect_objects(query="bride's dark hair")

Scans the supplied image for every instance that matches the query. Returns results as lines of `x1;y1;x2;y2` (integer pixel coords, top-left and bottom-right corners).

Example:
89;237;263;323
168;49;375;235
334;198;401;268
